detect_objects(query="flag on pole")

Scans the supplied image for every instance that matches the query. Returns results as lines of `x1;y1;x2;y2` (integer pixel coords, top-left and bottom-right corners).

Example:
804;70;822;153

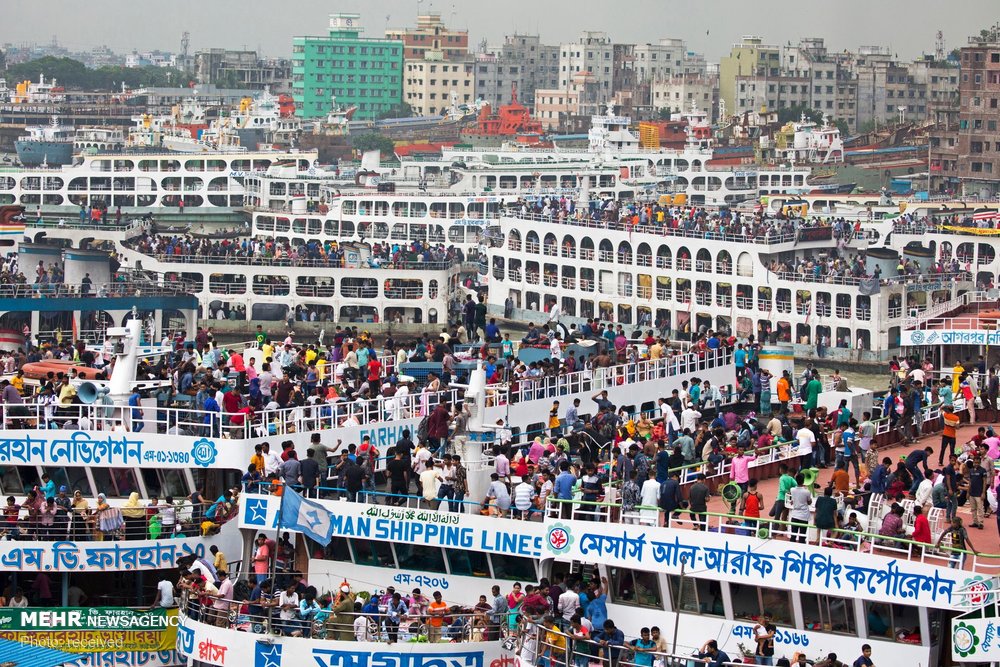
279;487;334;546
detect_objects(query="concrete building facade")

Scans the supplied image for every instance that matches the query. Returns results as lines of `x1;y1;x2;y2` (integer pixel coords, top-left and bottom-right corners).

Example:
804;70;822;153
559;31;613;115
385;14;469;61
931;32;1000;196
194;49;291;92
473;34;560;111
404;51;474;116
651;73;719;120
292;13;403;120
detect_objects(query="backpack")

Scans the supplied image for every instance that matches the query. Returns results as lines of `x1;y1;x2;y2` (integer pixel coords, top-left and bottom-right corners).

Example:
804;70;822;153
417;415;429;442
799;382;809;402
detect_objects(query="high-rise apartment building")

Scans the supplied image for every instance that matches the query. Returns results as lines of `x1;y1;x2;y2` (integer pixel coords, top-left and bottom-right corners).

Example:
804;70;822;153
385;14;469;61
931;31;1000;196
292;14;403;120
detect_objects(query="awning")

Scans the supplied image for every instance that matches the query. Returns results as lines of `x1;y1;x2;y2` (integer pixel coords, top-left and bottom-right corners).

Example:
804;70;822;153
0;639;78;667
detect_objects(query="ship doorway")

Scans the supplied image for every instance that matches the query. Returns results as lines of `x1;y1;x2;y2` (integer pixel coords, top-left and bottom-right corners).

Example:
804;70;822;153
695;313;712;337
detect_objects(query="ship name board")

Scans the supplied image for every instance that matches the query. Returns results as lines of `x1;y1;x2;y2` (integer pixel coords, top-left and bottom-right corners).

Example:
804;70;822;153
901;329;1000;347
239;495;965;609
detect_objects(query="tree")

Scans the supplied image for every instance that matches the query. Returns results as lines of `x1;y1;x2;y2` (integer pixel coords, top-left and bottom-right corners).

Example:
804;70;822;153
351;133;395;155
832;118;850;137
6;56;185;91
777;105;823;125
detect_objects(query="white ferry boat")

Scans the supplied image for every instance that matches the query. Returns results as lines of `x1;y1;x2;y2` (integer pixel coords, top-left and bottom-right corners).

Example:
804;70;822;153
167;361;985;667
0;150;319;210
438;104;821;207
482;205;978;360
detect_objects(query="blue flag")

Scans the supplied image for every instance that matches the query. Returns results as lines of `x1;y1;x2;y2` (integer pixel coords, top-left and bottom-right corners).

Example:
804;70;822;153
279;487;334;546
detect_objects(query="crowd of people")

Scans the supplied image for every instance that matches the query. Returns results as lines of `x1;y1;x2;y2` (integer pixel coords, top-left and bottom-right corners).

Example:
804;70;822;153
505;195;855;245
125;233;472;269
0;478;240;542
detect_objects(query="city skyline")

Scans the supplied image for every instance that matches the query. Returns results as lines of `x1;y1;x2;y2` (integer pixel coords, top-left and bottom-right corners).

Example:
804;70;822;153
3;0;997;63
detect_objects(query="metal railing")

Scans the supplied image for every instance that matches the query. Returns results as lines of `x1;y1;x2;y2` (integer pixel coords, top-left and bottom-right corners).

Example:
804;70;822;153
6;278;196;299
178;592;512;642
0;350;733;443
134;252;457;272
9;499;231;543
522;617;778;667
505;211;807;246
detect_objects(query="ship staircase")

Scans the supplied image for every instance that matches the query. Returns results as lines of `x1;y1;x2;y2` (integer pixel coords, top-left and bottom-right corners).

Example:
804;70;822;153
902;290;1000;332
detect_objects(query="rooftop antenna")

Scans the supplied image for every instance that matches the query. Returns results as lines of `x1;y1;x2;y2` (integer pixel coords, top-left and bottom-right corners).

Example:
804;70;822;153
181;31;190;60
935;30;945;61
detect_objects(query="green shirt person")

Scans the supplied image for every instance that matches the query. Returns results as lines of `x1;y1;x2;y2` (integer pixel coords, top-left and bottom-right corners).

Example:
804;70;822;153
805;377;823;411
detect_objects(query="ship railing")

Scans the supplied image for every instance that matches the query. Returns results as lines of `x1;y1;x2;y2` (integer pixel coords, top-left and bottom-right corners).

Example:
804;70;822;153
504;212;800;246
501;348;732;407
26;218;145;232
138;253;456;272
2;279;195;300
0;350;731;440
7;498;235;543
177;592;515;642
770;269;973;289
515;620;764;667
893;221;1000;237
903;290;995;329
0;388;465;441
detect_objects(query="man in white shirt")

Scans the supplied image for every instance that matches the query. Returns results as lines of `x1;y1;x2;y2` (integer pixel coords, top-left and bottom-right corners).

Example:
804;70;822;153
512;479;535;518
277;583;300;635
557;583;580;621
680;406;701;433
659;398;681;435
354;605;373;641
263;443;282;477
153;578;175;608
796;427;816;471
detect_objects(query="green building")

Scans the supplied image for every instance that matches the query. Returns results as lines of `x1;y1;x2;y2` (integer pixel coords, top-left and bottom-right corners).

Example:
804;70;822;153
292;13;403;120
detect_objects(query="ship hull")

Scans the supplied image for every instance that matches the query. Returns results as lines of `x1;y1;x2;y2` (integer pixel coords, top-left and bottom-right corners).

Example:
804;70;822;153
14;140;73;166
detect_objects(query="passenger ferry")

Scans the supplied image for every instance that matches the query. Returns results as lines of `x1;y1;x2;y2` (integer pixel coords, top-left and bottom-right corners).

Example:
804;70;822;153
438;103;822;207
0;313;735;664
482;205;983;360
167;361;985;667
0;150;319;210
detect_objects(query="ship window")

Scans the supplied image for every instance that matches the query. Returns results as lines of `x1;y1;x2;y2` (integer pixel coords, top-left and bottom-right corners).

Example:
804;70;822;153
667;575;723;616
138;468;185;500
351;539;395;567
42;466;88;497
865;601;919;643
91;468;139;498
0;466;26;495
447;549;490;578
158;469;188;499
490;554;536;581
394;543;447;573
609;567;662;609
731;583;792;626
323;537;352;562
801;593;856;635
